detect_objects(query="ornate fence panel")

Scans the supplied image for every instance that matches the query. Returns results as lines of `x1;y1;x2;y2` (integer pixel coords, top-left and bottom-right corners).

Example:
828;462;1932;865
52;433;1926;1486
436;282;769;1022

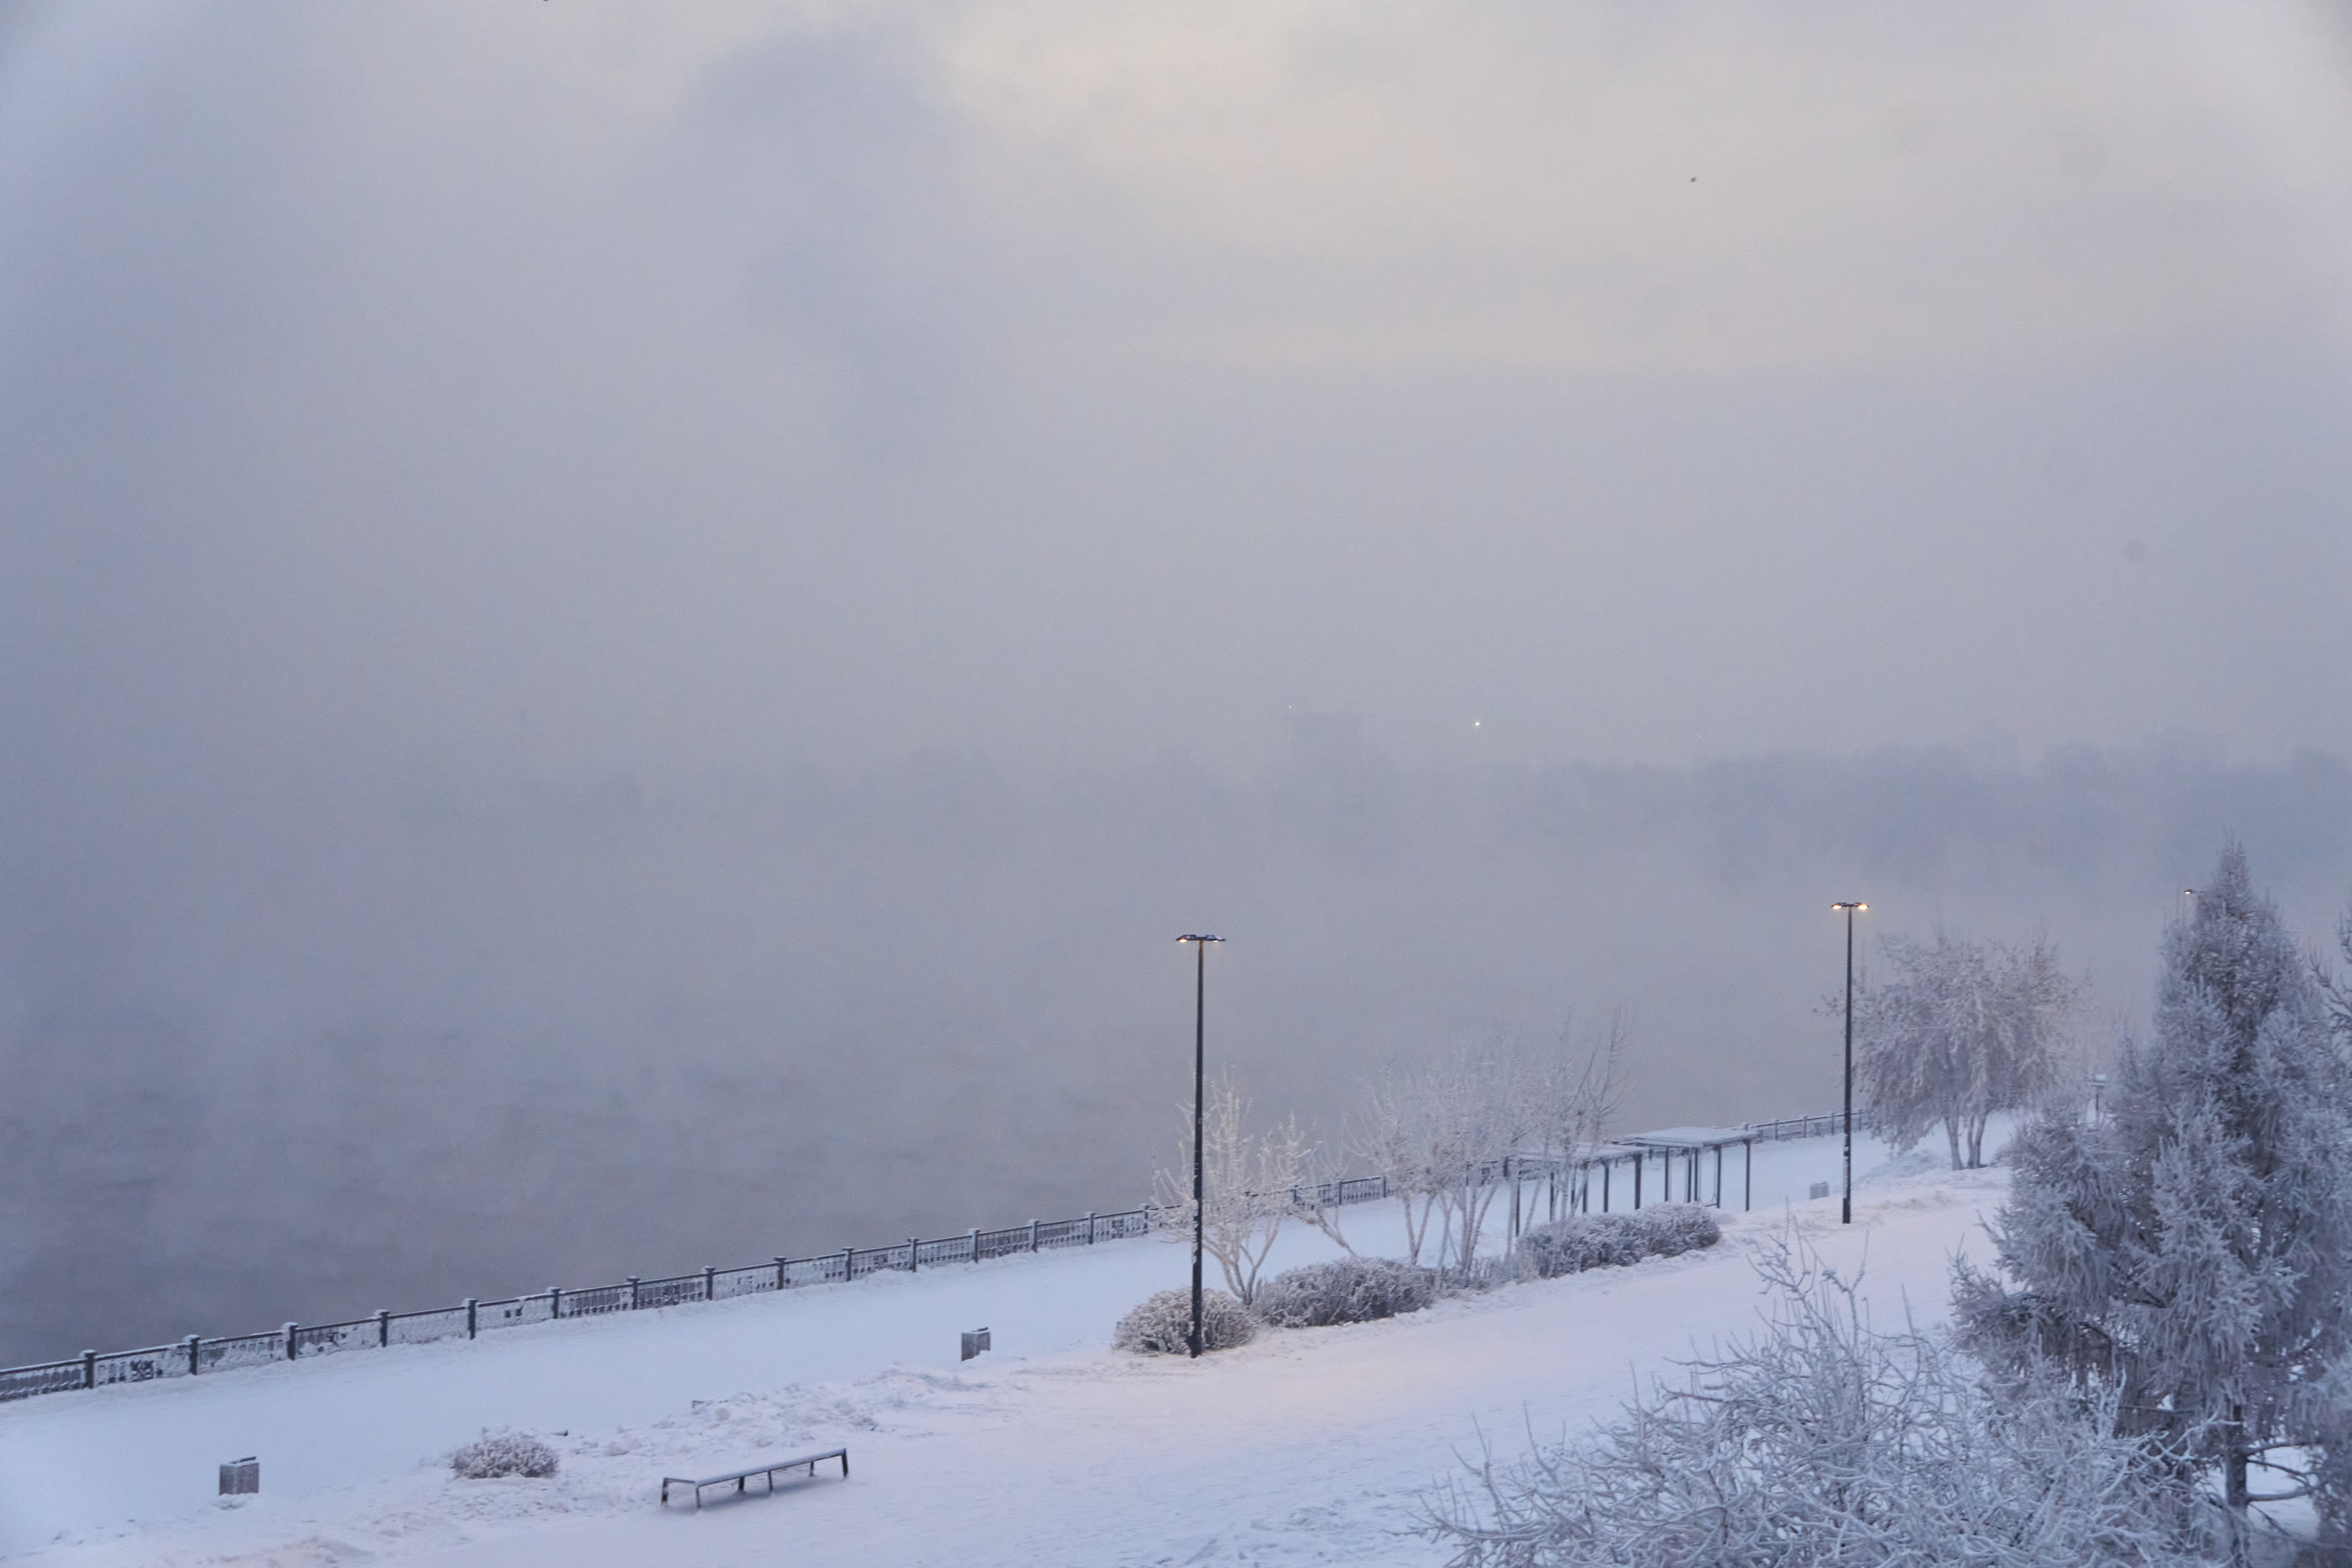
388;1306;469;1346
974;1223;1033;1262
294;1319;379;1357
912;1234;969;1269
632;1274;705;1310
0;1358;89;1399
1091;1208;1154;1242
93;1345;181;1388
714;1265;775;1302
473;1294;551;1333
558;1284;631;1319
199;1331;287;1375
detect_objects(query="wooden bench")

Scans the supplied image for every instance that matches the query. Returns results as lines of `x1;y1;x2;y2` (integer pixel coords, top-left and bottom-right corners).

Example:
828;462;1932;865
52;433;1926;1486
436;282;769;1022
661;1448;848;1509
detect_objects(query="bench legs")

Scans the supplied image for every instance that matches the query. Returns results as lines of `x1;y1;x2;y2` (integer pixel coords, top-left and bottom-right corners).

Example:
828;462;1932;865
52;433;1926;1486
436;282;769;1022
663;1451;847;1511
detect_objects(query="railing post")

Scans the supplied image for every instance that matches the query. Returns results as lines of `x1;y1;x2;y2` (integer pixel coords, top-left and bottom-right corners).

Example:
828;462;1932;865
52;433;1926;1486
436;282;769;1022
186;1335;201;1376
704;1266;717;1300
842;1246;854;1281
284;1323;299;1361
776;1256;789;1290
465;1298;478;1339
629;1277;641;1310
967;1228;979;1264
376;1309;390;1348
1085;1212;1096;1244
907;1238;919;1274
82;1349;96;1389
549;1286;562;1320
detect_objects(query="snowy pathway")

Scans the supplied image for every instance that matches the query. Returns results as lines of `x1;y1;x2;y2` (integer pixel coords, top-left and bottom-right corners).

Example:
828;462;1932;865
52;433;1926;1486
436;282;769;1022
0;1136;2001;1566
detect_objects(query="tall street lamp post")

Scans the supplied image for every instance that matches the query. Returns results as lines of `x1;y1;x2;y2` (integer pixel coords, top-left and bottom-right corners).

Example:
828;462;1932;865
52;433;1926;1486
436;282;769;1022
1832;902;1866;1225
1176;934;1223;1357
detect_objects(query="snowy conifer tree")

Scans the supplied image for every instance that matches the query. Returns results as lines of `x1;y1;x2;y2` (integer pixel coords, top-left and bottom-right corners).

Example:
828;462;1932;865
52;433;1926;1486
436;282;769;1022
1955;844;2352;1546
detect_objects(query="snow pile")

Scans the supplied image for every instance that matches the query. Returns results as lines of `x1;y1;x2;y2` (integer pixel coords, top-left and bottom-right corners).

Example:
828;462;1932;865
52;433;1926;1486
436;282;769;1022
451;1431;559;1479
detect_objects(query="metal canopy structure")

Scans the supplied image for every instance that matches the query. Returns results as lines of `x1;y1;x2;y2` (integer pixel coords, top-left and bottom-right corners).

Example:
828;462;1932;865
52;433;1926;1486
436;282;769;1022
1615;1126;1761;1213
1494;1124;1766;1240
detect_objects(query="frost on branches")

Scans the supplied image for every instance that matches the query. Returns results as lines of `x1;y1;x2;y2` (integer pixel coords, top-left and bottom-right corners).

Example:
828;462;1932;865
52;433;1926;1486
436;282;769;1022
1426;1235;2199;1568
1352;1019;1624;1275
1153;1069;1309;1305
1851;932;2079;1170
1956;844;2352;1551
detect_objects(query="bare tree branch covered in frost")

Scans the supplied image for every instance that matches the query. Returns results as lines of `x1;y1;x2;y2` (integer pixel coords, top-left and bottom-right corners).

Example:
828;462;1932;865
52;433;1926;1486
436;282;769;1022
1523;1014;1628;1214
1956;844;2352;1553
1426;1234;2202;1568
1154;1069;1308;1305
1851;932;2080;1170
1352;1019;1624;1273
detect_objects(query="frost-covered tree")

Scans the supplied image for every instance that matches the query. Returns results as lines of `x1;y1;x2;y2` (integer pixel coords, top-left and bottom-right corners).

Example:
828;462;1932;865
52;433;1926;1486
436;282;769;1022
1154;1070;1308;1305
1352;1048;1488;1271
1352;1024;1622;1275
1427;1234;2201;1567
1851;932;2078;1170
1955;844;2352;1546
1518;1014;1628;1218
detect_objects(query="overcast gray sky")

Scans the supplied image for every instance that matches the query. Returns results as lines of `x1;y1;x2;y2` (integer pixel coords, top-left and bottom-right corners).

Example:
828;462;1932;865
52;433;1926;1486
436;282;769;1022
6;0;2352;788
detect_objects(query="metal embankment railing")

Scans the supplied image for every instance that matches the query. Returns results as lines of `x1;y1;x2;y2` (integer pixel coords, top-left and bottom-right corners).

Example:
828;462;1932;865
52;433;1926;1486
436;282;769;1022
2;1113;1871;1404
0;1184;1386;1406
1742;1109;1873;1143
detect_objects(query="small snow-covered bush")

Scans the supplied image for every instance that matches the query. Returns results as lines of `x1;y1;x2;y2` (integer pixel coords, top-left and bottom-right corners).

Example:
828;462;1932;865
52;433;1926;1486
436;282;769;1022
1114;1288;1256;1354
451;1432;559;1479
1515;1213;1645;1278
1255;1257;1438;1327
1514;1205;1721;1279
1637;1203;1721;1257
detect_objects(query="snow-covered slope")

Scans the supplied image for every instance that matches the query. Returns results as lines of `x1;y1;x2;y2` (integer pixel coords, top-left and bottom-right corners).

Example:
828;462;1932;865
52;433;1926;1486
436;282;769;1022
0;1135;2003;1566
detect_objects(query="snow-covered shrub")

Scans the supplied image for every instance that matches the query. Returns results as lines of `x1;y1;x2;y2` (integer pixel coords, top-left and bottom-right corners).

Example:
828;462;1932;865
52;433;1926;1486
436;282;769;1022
451;1432;559;1479
1513;1205;1721;1279
1426;1235;2201;1567
1514;1213;1645;1277
1254;1257;1438;1327
1637;1203;1720;1257
1113;1288;1256;1354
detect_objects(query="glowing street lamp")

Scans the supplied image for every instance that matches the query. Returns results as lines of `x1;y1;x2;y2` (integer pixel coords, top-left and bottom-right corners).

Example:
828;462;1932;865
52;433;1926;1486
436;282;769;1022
1176;935;1224;1356
1832;902;1867;1225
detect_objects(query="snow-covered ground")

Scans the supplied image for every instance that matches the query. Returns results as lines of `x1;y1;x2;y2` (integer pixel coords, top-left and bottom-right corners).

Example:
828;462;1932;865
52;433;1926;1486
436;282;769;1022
0;1133;2007;1566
